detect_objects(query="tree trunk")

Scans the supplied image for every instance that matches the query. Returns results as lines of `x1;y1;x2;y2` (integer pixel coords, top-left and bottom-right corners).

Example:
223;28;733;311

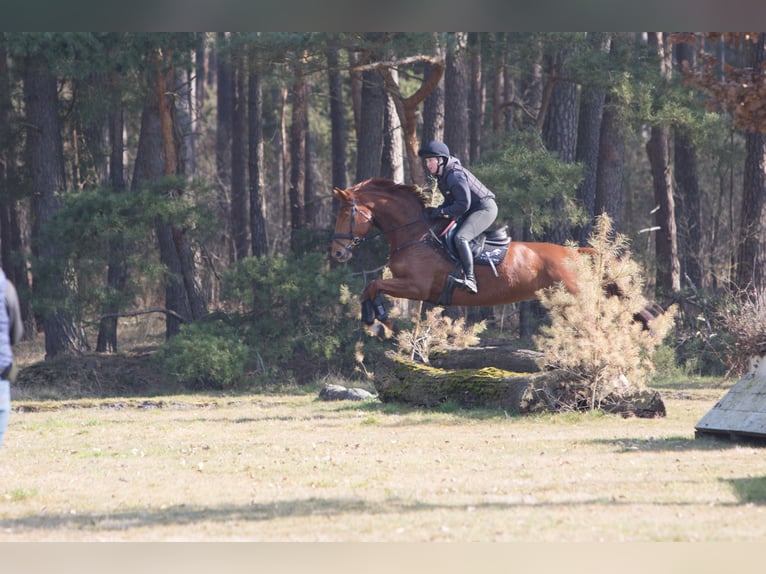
215;32;234;262
269;85;288;254
735;34;766;295
176;65;196;176
133;78;189;338
194;33;208;111
520;34;544;133
327;41;347;192
355;67;385;181
381;67;404;182
673;39;703;291
444;32;469;163
304;75;319;229
594;36;630;229
289;63;308;249
377;56;444;186
247;49;268;258
646;33;681;298
575;32;610;244
137;52;207;338
96;71;127;353
155;55;207;323
647;124;681;297
674;126;703;290
468;32;483;164
231;43;249;260
595;93;626;229
421;39;445;148
491;33;506;137
0;35;32;336
24;51;89;358
542;45;578;246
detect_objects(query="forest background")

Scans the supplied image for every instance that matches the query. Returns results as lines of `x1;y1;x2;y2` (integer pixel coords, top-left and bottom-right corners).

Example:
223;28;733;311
1;32;765;390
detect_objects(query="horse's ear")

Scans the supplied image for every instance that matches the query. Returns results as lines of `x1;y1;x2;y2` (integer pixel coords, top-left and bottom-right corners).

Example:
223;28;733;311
333;187;350;201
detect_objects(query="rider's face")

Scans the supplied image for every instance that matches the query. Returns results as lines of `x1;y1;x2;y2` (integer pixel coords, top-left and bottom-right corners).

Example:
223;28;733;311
425;157;440;175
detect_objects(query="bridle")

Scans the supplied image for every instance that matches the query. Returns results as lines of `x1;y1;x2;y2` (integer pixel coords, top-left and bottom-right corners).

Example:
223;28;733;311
331;197;376;259
331;195;431;258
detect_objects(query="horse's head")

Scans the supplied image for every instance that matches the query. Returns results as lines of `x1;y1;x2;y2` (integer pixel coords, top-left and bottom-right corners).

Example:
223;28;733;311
331;187;376;263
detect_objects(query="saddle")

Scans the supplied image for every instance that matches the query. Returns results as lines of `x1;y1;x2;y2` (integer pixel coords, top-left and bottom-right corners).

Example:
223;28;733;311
437;220;511;275
431;221;511;306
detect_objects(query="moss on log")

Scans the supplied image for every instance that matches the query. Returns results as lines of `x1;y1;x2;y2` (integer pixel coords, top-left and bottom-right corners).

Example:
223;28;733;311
429;346;542;373
374;351;665;417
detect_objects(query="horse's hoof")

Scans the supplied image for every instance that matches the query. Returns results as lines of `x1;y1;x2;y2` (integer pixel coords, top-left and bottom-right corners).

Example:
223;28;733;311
361;299;375;325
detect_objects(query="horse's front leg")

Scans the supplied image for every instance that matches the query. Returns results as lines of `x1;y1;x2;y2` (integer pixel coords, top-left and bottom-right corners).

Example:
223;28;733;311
360;277;430;326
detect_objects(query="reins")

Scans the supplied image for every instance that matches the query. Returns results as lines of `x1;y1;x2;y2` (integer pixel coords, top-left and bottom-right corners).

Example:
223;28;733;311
332;195;431;256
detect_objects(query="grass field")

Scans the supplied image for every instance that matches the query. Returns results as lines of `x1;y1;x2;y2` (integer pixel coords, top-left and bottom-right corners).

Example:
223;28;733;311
2;370;765;542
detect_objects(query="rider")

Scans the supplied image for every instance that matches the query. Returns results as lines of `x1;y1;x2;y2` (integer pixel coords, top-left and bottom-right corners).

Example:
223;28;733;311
0;268;23;453
418;140;498;294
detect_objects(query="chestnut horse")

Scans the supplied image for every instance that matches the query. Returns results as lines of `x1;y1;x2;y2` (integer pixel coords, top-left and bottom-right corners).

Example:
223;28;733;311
331;178;599;330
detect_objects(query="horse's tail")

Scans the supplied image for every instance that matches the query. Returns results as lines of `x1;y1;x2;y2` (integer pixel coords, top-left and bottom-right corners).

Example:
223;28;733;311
606;281;668;332
632;300;667;332
576;247;667;331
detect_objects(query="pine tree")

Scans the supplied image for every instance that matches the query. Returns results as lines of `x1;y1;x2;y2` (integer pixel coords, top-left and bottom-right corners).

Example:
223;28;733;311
534;214;676;410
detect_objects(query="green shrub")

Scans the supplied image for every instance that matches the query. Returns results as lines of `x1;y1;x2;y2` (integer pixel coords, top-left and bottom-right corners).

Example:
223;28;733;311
221;249;380;384
154;321;249;390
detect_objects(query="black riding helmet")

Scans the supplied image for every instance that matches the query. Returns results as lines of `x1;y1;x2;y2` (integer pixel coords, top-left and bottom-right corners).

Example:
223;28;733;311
418;140;450;175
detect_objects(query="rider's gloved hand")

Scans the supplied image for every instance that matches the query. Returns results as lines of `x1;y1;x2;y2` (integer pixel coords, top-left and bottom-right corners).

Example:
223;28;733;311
425;207;446;219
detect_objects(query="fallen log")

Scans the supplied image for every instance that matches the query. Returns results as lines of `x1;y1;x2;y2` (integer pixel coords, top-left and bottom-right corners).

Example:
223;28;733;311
429;346;542;373
374;351;665;417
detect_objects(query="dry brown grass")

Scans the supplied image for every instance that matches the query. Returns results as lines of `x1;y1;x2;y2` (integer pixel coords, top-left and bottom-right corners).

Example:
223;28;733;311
2;372;765;541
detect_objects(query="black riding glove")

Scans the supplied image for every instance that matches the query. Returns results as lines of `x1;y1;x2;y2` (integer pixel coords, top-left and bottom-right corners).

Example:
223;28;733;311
425;207;447;219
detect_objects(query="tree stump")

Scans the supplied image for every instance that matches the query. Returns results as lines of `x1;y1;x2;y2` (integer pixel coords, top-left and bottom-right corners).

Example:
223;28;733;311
374;351;665;418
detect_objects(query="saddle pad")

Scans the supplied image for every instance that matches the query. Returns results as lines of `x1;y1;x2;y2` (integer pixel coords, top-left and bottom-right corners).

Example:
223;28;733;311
476;245;508;266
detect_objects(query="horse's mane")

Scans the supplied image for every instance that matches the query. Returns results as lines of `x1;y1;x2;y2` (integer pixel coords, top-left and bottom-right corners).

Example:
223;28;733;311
351;178;429;207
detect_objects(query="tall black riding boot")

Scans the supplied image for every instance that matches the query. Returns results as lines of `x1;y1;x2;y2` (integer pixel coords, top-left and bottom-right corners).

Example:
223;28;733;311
454;238;478;294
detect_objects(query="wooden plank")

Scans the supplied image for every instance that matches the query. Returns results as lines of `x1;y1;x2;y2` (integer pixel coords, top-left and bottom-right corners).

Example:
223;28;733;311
695;355;766;440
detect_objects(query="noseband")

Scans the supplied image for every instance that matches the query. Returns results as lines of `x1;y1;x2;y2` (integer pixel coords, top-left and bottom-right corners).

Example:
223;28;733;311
331;197;375;257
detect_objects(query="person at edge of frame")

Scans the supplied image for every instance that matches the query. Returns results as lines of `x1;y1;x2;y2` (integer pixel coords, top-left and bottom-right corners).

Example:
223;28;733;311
0;267;24;452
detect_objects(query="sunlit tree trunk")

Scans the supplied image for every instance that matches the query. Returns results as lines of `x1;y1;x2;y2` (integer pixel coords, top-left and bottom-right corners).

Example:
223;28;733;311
151;50;208;337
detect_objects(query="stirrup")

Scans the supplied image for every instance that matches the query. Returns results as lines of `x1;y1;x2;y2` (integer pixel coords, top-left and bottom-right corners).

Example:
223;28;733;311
454;275;478;294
